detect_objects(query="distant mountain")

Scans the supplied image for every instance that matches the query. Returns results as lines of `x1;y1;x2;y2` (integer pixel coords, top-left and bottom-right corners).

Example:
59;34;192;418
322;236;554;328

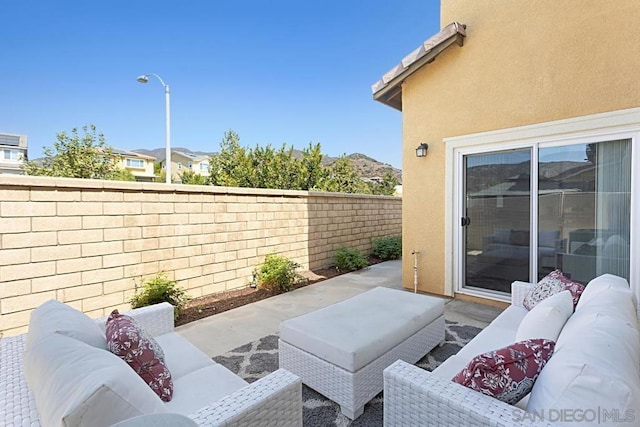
132;147;402;183
465;160;593;194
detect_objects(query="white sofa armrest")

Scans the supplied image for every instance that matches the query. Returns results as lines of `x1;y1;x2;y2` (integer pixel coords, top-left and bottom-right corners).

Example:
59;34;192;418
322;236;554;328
189;369;302;426
511;281;534;308
95;302;175;337
384;360;556;427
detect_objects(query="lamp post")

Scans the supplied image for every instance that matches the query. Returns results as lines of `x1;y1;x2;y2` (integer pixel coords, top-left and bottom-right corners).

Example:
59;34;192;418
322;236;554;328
137;73;171;184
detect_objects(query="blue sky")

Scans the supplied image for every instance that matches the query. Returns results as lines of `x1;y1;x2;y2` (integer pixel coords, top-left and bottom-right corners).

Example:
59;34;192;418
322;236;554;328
1;1;441;168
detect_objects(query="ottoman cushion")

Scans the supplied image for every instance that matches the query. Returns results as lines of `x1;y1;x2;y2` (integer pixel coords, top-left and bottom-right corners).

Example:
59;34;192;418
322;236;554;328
279;287;444;372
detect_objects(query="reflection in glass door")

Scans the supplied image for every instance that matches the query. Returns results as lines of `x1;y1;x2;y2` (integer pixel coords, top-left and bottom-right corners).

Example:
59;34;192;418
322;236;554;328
539;140;631;283
462;149;531;293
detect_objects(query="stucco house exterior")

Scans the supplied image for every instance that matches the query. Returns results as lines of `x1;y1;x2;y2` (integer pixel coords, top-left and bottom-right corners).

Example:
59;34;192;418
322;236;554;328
373;0;640;306
0;133;27;175
111;148;156;182
163;150;210;180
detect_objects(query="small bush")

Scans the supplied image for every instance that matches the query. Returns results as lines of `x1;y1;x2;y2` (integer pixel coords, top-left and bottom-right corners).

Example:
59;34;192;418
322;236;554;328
130;273;190;319
335;247;368;272
252;254;302;292
372;235;402;260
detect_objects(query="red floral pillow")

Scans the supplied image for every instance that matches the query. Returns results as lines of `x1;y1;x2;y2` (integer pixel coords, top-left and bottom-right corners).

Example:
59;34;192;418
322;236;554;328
452;339;555;405
524;270;585;310
106;310;173;402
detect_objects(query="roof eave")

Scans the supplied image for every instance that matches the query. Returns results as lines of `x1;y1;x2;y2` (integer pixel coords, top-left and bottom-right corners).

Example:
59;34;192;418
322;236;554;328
372;22;467;111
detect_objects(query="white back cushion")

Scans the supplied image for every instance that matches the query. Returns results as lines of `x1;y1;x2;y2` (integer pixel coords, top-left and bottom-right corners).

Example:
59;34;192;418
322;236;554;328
577;274;636;310
529;278;640;421
516;290;573;342
527;362;640;424
27;300;107;350
24;333;166;427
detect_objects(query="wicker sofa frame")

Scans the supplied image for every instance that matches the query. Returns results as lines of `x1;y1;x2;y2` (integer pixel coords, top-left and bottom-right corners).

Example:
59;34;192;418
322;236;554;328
0;303;302;427
383;282;557;427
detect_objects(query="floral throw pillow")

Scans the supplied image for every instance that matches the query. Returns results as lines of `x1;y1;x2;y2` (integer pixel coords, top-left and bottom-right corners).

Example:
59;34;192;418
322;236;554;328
106;310;173;402
452;339;555;405
523;270;585;310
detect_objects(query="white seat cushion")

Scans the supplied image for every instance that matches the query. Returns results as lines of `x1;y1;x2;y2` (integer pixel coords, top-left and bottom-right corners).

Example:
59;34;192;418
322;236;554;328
453;305;525;362
154;332;216;380
431;354;470;379
516;290;573;342
454;325;517;362
165;365;248;415
27;299;107;350
434;307;525;378
487;304;528;331
23;333;166;427
279;287;444;372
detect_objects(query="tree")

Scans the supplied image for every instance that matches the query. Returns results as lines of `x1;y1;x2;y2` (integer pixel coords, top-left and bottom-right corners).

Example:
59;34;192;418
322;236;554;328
319;155;370;194
369;170;399;195
153;162;167;182
112;168;136;182
207;130;380;195
250;144;301;189
297;142;327;190
208;130;253;187
22;125;122;180
209;130;308;190
179;169;207;185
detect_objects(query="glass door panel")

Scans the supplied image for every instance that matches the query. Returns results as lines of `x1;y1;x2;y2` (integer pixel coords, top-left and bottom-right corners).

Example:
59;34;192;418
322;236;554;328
463;149;531;293
539;140;631;283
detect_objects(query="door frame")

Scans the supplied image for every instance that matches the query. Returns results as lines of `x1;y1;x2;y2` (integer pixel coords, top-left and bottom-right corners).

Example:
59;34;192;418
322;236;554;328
457;146;536;301
443;107;640;303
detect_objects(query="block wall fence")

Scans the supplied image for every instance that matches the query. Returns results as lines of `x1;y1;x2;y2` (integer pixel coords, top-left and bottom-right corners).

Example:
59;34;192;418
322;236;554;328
0;176;401;336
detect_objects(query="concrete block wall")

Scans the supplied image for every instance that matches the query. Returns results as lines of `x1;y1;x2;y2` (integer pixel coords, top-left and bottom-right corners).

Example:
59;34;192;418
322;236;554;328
0;175;401;336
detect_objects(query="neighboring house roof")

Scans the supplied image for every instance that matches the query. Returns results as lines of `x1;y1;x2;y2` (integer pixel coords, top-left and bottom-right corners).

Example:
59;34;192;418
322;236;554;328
0;133;27;148
371;21;467;111
111;148;156;160
173;150;209;162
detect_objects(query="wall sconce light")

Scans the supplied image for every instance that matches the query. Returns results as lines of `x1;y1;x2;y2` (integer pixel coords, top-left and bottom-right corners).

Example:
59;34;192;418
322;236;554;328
415;143;429;158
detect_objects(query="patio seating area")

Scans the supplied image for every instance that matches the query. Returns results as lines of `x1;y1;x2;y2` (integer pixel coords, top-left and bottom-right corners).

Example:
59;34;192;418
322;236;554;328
1;260;508;426
385;274;640;426
4;260;638;426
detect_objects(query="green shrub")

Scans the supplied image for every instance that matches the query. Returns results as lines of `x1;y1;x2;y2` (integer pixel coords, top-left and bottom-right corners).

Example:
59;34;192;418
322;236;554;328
372;235;402;260
252;254;302;292
130;273;190;319
335;247;368;272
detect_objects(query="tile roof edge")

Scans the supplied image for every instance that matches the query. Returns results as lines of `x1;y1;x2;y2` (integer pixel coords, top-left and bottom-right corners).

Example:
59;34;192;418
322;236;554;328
371;21;467;107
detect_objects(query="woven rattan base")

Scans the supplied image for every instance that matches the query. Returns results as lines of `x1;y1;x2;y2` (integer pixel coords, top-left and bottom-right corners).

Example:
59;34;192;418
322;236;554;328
280;314;445;419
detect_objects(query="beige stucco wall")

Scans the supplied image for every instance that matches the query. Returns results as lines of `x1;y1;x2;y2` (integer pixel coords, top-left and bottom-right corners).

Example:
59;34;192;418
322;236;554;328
400;0;640;294
170;153;211;179
115;155;156;180
0;175;400;336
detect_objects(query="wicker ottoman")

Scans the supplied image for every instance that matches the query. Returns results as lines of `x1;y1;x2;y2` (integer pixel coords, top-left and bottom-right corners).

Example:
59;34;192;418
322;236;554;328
278;286;445;419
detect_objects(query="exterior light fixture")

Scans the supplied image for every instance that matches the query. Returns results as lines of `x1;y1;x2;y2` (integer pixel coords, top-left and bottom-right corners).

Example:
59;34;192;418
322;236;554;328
416;143;429;158
137;73;171;184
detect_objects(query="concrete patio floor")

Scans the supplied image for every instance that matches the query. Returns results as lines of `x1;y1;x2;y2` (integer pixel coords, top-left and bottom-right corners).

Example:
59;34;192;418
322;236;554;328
177;260;505;357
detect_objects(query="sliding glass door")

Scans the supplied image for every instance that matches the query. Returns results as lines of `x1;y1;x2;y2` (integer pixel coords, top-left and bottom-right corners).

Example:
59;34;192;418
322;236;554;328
462;149;531;293
539;140;631;283
460;138;631;296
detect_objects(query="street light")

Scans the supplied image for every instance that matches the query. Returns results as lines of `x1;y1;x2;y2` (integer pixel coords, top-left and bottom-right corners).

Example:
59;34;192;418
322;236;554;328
137;73;171;184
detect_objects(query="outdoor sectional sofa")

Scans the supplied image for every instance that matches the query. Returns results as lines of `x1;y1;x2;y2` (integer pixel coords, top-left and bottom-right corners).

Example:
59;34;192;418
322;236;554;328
0;301;302;427
384;274;640;426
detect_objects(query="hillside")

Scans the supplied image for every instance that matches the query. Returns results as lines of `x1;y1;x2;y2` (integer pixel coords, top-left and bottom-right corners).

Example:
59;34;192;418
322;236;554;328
133;147;402;183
